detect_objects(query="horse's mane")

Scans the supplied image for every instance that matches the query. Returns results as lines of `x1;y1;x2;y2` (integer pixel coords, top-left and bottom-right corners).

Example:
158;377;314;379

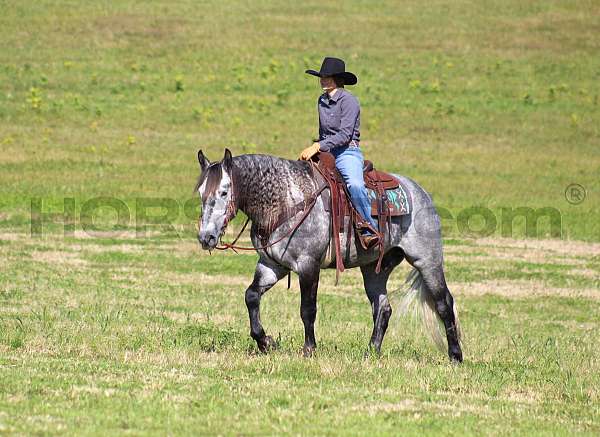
195;154;313;193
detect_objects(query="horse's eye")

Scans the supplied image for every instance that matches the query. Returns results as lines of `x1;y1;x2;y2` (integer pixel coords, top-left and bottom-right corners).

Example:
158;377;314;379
220;190;227;198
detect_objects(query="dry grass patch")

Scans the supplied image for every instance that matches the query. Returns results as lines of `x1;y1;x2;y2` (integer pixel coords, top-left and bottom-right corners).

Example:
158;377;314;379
568;268;598;279
163;272;249;288
31;250;87;267
445;245;589;266
74;243;146;254
71;230;163;240
471;237;600;258
0;232;25;241
453;279;599;300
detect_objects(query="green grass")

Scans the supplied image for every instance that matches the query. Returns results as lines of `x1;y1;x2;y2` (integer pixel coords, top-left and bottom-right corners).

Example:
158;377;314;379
1;234;599;435
1;0;600;435
1;0;599;240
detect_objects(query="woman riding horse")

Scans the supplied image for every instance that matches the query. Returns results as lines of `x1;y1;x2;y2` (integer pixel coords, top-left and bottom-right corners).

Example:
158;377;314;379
194;58;463;362
300;57;380;247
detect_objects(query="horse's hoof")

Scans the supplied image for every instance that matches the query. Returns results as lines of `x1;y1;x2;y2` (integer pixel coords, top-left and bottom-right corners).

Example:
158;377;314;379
364;346;381;359
257;335;277;353
302;345;315;357
449;349;463;364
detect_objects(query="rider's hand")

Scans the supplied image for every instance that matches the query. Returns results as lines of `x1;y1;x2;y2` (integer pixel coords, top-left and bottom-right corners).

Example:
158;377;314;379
299;142;321;160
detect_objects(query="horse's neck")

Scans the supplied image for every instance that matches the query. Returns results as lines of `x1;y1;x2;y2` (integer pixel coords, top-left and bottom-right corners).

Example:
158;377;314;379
232;155;314;230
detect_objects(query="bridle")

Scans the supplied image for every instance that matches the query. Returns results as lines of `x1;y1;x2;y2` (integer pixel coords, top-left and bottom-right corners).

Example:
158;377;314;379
198;161;327;253
197;163;239;243
198;161;327;290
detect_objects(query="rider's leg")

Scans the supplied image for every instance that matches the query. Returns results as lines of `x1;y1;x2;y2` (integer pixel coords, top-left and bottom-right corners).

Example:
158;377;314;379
333;146;379;234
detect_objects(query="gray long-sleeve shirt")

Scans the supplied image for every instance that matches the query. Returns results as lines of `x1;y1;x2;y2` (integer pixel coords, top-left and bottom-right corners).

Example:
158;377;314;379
317;88;361;152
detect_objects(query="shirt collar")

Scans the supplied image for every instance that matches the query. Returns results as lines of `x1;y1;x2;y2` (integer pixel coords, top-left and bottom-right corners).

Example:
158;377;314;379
328;87;344;103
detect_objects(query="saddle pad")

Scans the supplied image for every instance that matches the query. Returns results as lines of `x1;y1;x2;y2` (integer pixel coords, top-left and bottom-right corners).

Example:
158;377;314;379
368;183;411;216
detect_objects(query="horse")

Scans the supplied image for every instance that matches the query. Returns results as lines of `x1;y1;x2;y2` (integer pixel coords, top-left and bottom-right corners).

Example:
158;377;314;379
195;149;463;363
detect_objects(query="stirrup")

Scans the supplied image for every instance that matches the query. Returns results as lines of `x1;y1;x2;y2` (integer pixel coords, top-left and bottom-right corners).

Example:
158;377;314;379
357;229;381;250
362;233;380;249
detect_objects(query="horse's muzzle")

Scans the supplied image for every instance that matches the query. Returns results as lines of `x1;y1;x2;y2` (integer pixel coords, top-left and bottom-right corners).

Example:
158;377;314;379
198;231;218;250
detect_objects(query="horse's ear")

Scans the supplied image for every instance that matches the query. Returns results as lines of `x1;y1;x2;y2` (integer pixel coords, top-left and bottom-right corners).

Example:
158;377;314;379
222;148;233;172
198;149;210;172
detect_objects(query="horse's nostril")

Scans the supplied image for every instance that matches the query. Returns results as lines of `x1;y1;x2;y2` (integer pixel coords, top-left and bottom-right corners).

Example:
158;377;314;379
197;230;218;249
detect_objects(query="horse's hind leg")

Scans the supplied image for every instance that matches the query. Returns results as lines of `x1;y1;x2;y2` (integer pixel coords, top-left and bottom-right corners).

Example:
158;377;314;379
245;259;288;353
360;248;404;354
407;254;463;363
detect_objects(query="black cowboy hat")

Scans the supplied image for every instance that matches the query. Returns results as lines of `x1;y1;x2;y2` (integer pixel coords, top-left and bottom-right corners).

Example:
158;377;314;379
305;57;358;85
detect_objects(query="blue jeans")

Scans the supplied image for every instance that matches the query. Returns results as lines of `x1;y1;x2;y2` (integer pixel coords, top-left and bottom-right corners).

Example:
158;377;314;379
331;146;379;233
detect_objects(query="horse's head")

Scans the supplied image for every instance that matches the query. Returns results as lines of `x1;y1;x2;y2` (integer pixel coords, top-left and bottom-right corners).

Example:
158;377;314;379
195;148;237;250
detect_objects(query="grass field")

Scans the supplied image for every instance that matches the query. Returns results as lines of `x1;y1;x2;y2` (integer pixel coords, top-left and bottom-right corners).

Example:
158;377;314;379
1;0;599;435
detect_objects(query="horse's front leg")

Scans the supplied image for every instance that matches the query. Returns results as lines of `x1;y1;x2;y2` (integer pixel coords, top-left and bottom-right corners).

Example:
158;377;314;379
299;265;320;357
245;260;288;353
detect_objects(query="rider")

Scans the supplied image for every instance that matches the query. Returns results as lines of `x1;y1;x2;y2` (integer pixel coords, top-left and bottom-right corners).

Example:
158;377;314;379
300;57;380;247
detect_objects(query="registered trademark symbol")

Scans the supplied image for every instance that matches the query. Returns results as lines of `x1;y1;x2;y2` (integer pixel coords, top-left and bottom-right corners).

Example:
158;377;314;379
565;183;586;205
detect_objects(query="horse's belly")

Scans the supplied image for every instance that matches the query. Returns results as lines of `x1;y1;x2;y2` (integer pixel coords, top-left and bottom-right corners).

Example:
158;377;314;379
320;216;404;270
321;228;383;270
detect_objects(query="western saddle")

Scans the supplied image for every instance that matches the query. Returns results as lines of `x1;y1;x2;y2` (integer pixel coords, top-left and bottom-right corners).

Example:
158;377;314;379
311;152;400;280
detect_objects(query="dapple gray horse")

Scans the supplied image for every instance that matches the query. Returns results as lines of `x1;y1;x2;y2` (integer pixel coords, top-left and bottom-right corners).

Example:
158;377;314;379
196;149;462;362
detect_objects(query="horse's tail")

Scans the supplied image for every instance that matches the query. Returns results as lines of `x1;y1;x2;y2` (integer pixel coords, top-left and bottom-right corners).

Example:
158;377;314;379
399;268;462;352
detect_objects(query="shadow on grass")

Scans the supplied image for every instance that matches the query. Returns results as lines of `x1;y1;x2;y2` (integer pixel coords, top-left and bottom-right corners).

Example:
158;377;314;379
167;320;446;364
